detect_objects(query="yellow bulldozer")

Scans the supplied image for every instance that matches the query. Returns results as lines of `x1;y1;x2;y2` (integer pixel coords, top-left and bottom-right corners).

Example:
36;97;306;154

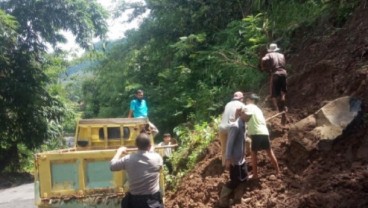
34;118;172;208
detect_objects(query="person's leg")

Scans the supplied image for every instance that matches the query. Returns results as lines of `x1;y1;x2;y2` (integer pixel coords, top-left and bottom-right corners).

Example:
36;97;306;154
220;164;236;207
219;131;228;166
280;75;288;125
148;121;159;137
266;148;280;175
269;75;273;98
245;137;251;157
272;97;279;112
146;192;164;208
271;75;280;111
250;136;259;178
251;151;258;178
129;195;150;208
121;192;130;208
219;185;233;207
220;163;248;207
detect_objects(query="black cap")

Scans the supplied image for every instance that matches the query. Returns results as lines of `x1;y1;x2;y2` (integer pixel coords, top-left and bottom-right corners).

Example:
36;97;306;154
246;93;260;100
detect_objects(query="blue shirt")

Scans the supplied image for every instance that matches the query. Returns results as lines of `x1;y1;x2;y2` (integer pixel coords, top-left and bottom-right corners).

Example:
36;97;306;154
130;99;148;118
225;118;246;165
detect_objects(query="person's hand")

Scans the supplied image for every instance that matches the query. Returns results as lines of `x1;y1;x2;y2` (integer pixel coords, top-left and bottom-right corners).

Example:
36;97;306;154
149;145;155;152
112;146;127;161
117;146;127;155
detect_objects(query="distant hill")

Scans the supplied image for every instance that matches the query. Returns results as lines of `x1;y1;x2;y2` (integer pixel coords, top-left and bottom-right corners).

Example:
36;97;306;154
64;39;122;78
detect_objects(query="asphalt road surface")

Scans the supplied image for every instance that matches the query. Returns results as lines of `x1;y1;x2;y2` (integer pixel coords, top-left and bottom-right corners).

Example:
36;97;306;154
0;183;36;208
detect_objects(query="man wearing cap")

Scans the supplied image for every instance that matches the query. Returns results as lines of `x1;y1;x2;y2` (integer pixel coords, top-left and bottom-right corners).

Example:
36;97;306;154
218;91;246;166
244;93;280;179
219;106;251;207
261;43;288;124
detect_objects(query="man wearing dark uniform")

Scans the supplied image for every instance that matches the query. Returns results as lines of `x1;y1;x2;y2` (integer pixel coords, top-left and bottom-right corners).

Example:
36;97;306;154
110;133;164;208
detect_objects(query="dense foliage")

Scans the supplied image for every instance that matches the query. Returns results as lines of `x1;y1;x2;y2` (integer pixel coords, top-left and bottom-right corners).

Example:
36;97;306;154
82;0;268;134
0;0;107;172
0;0;360;173
76;0;360;187
80;0;360;136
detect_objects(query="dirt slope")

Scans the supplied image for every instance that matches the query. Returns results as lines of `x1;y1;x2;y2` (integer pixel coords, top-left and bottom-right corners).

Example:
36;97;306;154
165;1;368;207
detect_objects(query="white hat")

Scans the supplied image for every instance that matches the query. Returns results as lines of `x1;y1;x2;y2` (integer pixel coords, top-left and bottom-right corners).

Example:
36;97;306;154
240;106;253;115
268;43;280;52
233;91;244;100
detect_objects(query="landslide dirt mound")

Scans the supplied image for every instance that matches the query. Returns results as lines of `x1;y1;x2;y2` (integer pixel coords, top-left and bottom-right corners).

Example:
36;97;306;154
165;110;298;208
165;1;368;207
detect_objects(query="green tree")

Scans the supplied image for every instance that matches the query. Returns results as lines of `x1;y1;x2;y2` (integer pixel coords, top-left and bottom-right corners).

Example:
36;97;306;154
80;0;358;136
0;0;108;172
82;0;266;134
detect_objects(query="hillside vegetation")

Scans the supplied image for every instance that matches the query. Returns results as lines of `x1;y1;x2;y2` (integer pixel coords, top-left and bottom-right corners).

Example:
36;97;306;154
1;3;367;208
164;0;368;207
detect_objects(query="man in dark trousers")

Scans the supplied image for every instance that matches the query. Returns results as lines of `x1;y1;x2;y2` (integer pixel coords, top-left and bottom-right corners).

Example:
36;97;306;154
110;133;164;208
261;43;288;125
219;106;252;207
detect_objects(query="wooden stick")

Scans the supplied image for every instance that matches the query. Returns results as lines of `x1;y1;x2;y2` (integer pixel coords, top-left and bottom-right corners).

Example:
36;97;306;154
265;111;286;121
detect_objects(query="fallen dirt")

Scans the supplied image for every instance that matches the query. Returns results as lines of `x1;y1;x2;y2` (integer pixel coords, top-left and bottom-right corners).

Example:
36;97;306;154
165;1;368;207
165;108;368;208
1;2;368;208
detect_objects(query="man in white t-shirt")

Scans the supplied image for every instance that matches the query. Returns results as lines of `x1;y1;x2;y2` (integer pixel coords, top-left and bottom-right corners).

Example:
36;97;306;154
218;91;246;166
158;133;174;173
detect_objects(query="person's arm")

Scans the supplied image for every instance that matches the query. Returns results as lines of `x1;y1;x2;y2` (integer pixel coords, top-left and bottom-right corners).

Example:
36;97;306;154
145;100;149;117
110;146;127;171
128;100;135;118
128;110;133;118
234;107;242;120
261;54;271;72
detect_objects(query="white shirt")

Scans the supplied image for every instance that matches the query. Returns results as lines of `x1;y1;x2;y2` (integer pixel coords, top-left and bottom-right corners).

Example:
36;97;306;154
219;100;246;132
157;142;172;157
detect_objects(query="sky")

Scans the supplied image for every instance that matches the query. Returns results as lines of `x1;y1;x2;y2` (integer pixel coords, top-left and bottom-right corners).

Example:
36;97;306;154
57;0;147;58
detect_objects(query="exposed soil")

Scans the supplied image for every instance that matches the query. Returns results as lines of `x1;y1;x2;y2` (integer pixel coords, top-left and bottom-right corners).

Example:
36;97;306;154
165;1;368;207
1;1;368;208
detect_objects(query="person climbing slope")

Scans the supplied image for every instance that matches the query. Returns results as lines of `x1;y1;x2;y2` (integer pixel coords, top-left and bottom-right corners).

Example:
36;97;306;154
261;43;288;125
244;93;280;179
219;106;251;207
218;91;246;166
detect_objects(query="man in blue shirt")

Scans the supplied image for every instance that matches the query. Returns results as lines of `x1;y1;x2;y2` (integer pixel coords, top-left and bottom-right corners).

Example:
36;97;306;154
128;89;148;118
128;89;159;136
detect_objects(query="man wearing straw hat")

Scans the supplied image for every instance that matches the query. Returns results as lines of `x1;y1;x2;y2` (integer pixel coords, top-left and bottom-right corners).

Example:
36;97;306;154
261;43;288;124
